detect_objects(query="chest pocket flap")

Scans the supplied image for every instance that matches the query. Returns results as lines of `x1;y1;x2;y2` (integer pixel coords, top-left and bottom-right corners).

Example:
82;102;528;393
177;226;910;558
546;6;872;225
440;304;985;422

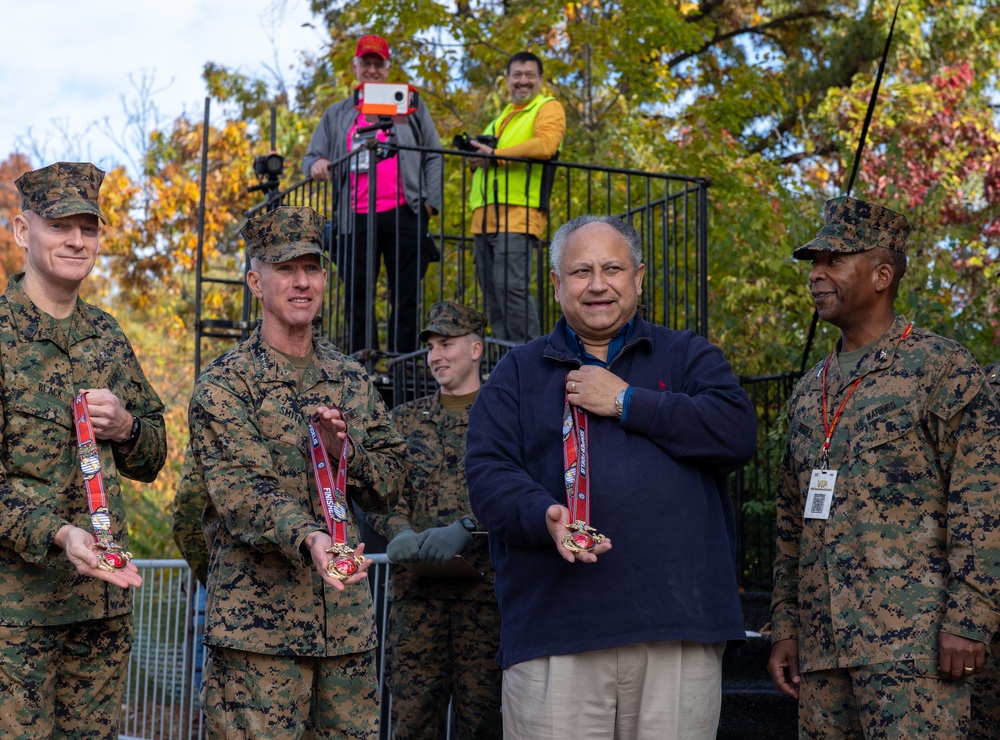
851;404;916;455
6;378;73;429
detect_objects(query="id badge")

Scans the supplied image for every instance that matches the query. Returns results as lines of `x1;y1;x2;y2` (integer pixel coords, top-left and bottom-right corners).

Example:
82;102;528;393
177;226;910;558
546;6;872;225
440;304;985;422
350;134;370;173
804;469;836;520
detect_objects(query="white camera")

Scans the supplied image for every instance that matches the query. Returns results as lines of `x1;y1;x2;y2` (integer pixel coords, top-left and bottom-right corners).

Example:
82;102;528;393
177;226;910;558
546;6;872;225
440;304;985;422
354;83;418;120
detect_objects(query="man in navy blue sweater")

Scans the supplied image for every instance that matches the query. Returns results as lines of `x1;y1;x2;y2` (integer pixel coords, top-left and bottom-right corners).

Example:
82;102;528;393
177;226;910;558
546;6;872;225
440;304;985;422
466;214;757;739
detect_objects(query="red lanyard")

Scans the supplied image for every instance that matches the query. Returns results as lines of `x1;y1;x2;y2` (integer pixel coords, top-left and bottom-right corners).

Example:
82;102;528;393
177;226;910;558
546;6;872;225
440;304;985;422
819;323;913;463
563;401;591;525
73;394;132;570
820;365;861;457
561;396;605;553
307;416;364;581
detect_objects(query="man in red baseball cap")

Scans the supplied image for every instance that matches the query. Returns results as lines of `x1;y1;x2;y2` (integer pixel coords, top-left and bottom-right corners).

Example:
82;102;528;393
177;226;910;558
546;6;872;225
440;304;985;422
303;33;443;358
355;34;390;61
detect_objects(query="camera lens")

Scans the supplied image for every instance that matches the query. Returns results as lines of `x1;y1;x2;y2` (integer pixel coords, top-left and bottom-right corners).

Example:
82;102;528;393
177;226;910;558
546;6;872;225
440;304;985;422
264;154;283;176
394;91;404;102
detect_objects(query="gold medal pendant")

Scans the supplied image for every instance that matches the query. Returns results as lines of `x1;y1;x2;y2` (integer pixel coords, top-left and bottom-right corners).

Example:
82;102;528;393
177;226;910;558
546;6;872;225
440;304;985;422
562;521;605;554
325;542;365;581
96;539;133;571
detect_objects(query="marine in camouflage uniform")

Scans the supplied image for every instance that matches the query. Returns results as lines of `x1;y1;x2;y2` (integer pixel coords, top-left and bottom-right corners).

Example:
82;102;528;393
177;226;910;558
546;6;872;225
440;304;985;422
369;301;502;740
768;197;1000;739
187;205;404;740
970;361;1000;740
0;162;167;739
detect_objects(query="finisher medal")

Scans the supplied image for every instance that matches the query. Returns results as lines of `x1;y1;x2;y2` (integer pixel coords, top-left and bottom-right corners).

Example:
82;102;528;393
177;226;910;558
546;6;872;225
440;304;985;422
307;417;365;581
73;394;133;571
562;396;605;554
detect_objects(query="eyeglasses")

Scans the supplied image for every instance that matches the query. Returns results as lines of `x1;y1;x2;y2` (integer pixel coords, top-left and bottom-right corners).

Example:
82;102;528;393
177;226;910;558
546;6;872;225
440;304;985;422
356;57;389;70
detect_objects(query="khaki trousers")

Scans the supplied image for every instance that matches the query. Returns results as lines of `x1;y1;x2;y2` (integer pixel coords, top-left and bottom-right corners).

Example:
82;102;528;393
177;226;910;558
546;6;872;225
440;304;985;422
501;640;726;740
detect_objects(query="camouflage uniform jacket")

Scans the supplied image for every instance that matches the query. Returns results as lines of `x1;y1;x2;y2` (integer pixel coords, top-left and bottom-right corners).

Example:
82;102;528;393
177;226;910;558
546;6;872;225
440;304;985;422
188;326;404;657
370;392;495;603
772;316;1000;672
0;273;167;626
171;444;214;587
987;362;1000;392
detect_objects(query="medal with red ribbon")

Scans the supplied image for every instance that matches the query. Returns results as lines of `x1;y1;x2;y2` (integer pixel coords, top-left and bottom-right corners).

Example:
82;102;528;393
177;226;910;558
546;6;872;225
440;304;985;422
561;396;606;553
72;393;132;571
307;416;364;581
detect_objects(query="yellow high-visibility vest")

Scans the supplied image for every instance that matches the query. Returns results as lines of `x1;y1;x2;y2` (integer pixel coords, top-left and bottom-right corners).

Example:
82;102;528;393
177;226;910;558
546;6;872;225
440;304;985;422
469;95;557;211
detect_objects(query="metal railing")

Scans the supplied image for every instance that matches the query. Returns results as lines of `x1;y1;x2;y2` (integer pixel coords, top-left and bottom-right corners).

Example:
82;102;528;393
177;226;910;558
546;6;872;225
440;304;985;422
196;141;710;382
733;372;803;590
121;560;198;740
122;556;395;740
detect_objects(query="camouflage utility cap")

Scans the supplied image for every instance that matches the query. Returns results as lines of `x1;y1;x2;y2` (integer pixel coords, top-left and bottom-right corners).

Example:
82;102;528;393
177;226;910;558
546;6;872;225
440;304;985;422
419;301;487;341
242;206;327;264
16;162;106;223
793;196;911;260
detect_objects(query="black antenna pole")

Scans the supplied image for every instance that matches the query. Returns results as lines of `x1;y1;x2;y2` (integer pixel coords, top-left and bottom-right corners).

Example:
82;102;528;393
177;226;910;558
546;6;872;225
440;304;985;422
845;0;903;198
800;0;903;373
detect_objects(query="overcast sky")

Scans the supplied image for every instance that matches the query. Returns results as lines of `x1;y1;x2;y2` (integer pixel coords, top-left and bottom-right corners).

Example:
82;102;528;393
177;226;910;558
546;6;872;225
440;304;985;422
1;0;323;173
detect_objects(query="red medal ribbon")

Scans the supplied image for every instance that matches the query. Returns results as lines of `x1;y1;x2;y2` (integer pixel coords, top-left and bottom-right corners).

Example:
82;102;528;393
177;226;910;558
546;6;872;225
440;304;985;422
307;416;364;580
72;394;132;571
561;395;605;553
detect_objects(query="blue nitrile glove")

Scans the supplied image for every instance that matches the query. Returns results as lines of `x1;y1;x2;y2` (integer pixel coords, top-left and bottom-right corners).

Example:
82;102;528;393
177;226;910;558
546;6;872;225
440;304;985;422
417;522;473;565
386;528;422;564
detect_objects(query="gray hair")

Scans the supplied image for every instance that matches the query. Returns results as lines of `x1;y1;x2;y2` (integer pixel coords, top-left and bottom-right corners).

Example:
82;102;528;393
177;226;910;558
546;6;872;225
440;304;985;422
549;215;643;274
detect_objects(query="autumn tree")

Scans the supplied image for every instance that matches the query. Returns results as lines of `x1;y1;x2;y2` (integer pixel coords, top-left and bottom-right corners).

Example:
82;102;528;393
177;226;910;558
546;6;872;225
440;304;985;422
0;154;32;284
820;62;1000;357
198;1;981;372
4;0;997;555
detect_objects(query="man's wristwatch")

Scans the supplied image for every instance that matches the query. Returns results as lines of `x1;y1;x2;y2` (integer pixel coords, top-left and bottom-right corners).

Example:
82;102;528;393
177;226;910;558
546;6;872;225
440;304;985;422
615;388;627;420
121;416;141;446
459;517;479;534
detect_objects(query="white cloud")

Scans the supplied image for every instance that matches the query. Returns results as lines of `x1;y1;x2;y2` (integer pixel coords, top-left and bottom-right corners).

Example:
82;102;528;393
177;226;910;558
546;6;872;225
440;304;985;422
0;0;324;172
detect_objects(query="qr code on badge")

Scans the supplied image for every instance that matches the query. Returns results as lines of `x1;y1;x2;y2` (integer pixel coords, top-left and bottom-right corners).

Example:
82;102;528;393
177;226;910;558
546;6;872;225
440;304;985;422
809;494;827;515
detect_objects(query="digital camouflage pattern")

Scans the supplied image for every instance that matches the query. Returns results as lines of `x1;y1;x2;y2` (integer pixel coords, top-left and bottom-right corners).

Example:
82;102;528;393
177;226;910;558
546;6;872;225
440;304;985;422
200;646;379;740
187;325;404;657
172;335;335;587
417;300;487;342
15;161;106;223
986;361;1000;386
799;662;970;739
970;361;1000;739
0;274;167;626
171;444;213;586
368;391;502;739
241;205;327;264
383;598;502;740
771;317;1000;675
0;616;133;739
792;196;911;259
369;392;495;601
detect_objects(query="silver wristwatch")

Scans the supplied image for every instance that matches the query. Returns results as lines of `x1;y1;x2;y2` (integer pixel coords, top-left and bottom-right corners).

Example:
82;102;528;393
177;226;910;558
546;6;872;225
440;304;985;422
615;388;627;419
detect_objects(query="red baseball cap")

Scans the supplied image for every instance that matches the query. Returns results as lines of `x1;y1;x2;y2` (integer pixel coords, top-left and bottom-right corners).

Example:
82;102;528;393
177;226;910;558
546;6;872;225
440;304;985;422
355;35;390;60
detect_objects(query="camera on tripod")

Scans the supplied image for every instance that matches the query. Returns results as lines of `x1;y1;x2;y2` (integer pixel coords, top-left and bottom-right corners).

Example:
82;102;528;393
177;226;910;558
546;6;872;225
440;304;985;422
452;133;499;152
248;151;285;196
254;153;284;179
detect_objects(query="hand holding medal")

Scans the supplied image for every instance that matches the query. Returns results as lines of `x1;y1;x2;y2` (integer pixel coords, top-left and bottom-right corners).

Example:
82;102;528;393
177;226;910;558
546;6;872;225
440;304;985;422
555;394;612;563
73;393;136;574
546;505;612;564
308;408;368;587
